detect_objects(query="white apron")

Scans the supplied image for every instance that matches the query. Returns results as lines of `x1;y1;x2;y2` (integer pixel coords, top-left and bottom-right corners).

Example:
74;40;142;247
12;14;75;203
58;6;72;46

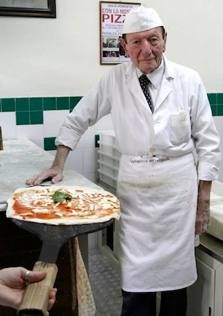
117;153;198;292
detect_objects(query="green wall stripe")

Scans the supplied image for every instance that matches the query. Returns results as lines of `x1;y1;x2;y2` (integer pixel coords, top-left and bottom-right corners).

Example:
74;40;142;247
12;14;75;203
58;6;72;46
43;97;56;110
0;95;223;124
0;96;82;113
57;97;69;110
30;98;43;111
2;98;15;112
70;96;82;111
16;98;29;112
217;93;223;105
208;93;217;105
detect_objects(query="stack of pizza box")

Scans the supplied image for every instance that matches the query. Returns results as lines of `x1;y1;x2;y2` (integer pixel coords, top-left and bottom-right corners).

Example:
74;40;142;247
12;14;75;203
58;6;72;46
96;130;120;192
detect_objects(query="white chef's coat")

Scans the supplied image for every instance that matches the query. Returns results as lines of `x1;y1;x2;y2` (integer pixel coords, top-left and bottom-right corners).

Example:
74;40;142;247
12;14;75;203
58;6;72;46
56;56;221;291
56;56;221;181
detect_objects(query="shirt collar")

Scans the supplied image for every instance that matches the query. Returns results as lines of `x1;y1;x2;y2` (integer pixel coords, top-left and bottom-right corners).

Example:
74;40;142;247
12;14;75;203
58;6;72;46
137;58;165;88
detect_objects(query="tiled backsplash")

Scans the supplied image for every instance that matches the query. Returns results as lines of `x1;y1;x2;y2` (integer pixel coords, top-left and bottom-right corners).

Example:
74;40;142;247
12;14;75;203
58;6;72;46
208;93;223;116
0;93;222;116
0;93;222;151
0;96;113;182
0;96;82;125
44;137;57;151
0;96;82;150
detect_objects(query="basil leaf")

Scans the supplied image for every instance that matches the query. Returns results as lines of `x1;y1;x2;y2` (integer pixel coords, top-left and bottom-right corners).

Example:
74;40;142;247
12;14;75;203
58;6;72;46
52;191;72;203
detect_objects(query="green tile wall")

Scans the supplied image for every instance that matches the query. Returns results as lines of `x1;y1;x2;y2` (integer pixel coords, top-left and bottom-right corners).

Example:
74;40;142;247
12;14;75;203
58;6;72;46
44;137;57;151
217;93;223;116
0;96;82;125
0;92;222;128
16;98;29;111
208;93;217;115
16;111;30;125
0;94;222;120
2;98;16;112
43;97;57;111
30;111;43;124
208;93;223;115
30;98;43;111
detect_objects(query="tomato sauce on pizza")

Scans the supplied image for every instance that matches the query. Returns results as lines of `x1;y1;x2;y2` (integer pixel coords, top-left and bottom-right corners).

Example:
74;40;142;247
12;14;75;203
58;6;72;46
7;186;120;225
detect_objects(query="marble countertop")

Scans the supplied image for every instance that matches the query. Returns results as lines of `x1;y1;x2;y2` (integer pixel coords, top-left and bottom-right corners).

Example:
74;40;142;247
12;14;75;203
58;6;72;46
200;233;223;263
0;138;100;208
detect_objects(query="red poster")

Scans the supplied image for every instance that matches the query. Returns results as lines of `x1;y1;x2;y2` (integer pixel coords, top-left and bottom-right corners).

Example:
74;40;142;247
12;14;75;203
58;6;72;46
100;1;140;65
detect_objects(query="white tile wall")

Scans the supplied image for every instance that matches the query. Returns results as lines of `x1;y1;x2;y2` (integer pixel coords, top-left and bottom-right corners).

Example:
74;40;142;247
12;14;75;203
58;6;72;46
17;125;44;148
43;110;69;137
0;112;17;139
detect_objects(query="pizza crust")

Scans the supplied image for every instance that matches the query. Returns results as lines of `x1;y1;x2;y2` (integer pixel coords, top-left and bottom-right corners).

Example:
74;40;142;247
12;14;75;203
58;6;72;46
6;185;120;225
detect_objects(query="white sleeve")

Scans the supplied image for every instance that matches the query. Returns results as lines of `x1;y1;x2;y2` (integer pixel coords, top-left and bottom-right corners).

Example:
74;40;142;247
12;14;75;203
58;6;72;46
55;72;112;150
191;73;221;180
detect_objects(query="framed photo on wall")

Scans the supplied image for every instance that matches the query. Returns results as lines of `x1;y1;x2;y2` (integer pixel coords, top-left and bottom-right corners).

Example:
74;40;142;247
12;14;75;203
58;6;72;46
99;1;140;65
0;0;56;18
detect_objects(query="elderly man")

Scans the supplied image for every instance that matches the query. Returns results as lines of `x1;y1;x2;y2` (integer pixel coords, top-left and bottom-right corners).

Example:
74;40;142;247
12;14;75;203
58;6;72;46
27;6;221;316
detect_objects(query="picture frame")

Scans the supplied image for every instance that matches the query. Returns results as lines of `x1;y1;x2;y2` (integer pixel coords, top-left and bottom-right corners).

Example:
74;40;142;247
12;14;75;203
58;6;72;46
99;1;140;65
0;0;56;18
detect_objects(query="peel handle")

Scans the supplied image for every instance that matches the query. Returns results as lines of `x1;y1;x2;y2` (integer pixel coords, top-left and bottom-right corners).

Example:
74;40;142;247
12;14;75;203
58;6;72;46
18;261;58;316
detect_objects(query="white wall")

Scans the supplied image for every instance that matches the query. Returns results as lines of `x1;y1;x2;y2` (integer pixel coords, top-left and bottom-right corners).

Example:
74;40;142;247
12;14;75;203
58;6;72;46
143;0;223;92
1;0;223;97
0;0;106;97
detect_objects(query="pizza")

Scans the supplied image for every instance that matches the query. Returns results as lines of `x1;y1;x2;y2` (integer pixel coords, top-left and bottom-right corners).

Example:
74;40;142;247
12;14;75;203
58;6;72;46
6;185;120;225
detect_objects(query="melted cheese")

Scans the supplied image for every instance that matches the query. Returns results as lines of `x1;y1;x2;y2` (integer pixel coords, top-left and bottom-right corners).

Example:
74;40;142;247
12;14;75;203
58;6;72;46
10;185;120;223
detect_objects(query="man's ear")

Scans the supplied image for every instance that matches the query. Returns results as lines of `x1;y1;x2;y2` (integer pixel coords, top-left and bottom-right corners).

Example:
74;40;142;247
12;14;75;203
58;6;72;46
120;38;129;56
163;32;167;52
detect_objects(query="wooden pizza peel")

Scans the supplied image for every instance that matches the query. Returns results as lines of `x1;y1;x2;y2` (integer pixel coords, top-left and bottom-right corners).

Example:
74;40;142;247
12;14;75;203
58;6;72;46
11;218;114;316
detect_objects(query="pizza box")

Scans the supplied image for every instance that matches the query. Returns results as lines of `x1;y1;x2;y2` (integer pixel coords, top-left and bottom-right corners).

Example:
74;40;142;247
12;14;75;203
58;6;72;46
98;130;117;148
97;159;119;178
98;131;121;158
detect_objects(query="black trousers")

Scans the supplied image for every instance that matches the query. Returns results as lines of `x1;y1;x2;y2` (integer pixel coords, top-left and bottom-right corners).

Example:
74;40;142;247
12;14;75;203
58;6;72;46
121;288;187;316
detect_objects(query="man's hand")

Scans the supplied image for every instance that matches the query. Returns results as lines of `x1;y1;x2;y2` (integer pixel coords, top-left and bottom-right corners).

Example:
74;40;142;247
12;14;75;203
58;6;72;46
0;267;57;310
195;180;212;235
26;145;71;186
26;167;63;186
195;197;210;235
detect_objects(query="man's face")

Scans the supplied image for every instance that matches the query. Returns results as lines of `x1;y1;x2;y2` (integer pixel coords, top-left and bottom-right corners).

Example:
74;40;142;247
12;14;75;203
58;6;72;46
124;27;167;74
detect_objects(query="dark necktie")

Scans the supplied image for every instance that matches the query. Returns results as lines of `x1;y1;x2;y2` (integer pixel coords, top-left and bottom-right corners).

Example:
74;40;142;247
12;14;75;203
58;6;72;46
139;74;154;113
